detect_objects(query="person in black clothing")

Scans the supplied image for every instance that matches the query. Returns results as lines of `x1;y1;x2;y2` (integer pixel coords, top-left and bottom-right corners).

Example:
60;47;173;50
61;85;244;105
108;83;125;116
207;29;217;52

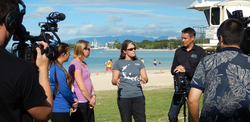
0;0;53;121
168;27;206;122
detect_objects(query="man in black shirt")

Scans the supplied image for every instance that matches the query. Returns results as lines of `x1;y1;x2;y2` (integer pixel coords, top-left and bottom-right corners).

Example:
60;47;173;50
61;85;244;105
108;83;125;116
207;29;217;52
168;27;206;122
0;0;53;121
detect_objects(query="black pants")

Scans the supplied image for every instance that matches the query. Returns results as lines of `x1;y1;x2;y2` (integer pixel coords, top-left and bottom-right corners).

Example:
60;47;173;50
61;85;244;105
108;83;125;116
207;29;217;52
51;112;70;122
118;96;146;122
168;86;193;122
70;103;95;122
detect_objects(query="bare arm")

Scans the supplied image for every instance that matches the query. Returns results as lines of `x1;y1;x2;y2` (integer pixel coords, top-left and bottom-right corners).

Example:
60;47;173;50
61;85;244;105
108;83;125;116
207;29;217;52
90;84;96;109
73;69;91;101
139;68;148;83
27;41;53;122
188;87;202;122
112;69;121;85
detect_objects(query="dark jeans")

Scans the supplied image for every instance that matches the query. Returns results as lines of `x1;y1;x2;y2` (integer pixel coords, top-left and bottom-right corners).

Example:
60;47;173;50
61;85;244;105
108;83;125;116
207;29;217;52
51;112;70;122
70;103;95;122
168;86;193;122
117;96;146;122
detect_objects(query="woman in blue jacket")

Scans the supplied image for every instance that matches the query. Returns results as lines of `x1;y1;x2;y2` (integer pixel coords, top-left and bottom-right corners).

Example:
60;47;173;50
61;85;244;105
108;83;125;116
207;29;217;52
49;43;78;122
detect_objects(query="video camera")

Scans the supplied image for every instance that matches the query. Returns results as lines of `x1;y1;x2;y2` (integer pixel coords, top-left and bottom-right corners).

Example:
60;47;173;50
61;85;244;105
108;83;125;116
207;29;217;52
11;12;65;65
174;72;188;94
227;10;250;55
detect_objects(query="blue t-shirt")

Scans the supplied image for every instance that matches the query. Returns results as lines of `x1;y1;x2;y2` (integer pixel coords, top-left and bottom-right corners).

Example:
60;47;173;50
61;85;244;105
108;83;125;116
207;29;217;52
113;59;145;98
191;47;250;121
49;62;77;112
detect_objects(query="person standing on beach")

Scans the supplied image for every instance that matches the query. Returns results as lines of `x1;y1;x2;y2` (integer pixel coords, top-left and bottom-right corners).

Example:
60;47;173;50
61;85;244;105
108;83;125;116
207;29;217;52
188;19;250;121
153;59;157;70
68;40;96;122
141;58;145;64
168;27;206;122
49;43;78;122
112;40;148;122
105;59;114;74
0;0;53;121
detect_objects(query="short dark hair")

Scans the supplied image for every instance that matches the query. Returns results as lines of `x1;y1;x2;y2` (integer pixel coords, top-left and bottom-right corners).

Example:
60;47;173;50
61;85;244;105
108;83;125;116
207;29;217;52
217;18;244;46
0;0;19;25
182;27;196;38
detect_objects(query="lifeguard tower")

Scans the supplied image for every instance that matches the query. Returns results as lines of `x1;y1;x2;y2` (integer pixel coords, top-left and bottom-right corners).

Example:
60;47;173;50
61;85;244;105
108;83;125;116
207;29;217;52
187;0;250;54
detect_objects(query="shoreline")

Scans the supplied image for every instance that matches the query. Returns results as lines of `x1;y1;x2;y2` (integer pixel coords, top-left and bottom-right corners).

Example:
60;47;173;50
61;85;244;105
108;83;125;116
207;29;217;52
90;69;174;91
95;48;176;52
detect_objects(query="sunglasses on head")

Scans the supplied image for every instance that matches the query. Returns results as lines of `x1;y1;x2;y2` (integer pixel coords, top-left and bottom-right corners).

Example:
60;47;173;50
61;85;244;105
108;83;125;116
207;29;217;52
126;47;136;51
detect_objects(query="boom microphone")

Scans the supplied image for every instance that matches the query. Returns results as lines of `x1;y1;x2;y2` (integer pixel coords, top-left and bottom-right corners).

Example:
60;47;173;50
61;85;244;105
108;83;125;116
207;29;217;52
47;12;66;22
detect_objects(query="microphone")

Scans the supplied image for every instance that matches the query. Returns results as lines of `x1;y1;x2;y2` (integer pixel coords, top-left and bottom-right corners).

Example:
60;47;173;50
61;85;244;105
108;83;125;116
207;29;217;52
47;12;66;22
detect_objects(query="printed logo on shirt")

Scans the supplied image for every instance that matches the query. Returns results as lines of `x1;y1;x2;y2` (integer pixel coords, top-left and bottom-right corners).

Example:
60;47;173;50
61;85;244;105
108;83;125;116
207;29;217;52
135;63;140;65
121;64;139;82
191;54;198;58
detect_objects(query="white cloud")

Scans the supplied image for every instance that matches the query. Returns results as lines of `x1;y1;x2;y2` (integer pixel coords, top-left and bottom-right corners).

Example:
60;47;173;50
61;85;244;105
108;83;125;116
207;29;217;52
105;15;122;22
144;24;157;29
76;7;169;19
57;23;180;38
21;0;211;41
44;0;223;7
28;6;55;18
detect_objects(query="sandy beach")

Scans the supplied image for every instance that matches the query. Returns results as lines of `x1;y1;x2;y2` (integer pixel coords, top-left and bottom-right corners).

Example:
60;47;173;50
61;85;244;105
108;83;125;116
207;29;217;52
91;69;174;91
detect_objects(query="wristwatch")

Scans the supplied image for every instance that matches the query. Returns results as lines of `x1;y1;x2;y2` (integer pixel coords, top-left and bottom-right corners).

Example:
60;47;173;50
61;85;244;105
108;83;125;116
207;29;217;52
91;94;96;98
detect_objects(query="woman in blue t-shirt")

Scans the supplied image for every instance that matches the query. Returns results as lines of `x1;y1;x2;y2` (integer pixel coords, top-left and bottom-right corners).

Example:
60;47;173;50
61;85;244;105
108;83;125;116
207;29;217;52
49;43;78;122
112;40;149;122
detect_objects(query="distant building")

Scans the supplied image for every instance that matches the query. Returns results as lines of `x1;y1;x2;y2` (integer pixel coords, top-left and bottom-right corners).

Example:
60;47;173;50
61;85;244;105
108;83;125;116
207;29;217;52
91;38;98;48
107;42;115;48
168;36;177;40
193;26;206;39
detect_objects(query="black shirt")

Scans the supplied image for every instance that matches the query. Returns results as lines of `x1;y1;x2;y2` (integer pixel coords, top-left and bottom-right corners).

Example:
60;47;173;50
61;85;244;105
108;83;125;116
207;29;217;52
171;44;206;82
0;46;47;122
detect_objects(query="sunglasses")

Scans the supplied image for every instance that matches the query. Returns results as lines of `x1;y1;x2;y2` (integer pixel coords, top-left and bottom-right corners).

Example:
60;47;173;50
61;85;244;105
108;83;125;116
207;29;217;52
85;48;90;51
126;47;136;51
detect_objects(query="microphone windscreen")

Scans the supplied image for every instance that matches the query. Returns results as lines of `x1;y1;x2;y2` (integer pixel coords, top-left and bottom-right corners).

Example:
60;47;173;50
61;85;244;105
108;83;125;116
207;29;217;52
58;13;66;21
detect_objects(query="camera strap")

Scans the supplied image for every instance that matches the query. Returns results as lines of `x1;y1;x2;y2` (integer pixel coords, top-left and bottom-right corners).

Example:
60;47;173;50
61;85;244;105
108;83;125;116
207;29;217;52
53;63;59;99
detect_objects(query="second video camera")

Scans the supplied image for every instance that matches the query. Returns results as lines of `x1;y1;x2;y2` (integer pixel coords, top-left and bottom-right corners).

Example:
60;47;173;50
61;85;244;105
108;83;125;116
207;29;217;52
174;72;188;94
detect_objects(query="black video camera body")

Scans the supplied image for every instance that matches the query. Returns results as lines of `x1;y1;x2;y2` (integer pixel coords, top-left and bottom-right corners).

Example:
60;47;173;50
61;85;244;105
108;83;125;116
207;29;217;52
228;10;250;55
174;72;188;94
12;12;65;65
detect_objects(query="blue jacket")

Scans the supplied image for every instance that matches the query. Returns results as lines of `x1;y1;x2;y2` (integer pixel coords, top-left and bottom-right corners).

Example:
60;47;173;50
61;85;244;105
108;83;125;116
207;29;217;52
49;62;77;112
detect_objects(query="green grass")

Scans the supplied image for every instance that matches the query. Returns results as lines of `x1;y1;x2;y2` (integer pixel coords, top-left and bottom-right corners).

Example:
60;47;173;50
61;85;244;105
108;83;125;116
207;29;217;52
94;87;202;122
48;87;202;122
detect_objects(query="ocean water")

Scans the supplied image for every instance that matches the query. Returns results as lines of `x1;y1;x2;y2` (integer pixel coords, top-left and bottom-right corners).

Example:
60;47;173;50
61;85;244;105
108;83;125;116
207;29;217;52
63;50;175;73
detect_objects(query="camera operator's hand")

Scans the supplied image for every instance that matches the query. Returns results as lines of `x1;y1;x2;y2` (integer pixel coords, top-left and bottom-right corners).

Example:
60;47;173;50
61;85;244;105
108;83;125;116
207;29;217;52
31;41;53;120
36;41;49;69
174;65;186;73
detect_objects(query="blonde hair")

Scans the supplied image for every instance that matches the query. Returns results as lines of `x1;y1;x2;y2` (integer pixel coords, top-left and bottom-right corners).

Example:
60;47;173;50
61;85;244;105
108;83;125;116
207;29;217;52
73;40;89;59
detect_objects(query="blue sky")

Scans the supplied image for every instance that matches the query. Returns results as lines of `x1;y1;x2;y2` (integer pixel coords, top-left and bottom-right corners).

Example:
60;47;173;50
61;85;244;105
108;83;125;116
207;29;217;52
8;0;223;48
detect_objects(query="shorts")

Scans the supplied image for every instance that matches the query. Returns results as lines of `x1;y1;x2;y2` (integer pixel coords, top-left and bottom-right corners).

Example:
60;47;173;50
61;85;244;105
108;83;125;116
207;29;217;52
106;67;112;71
